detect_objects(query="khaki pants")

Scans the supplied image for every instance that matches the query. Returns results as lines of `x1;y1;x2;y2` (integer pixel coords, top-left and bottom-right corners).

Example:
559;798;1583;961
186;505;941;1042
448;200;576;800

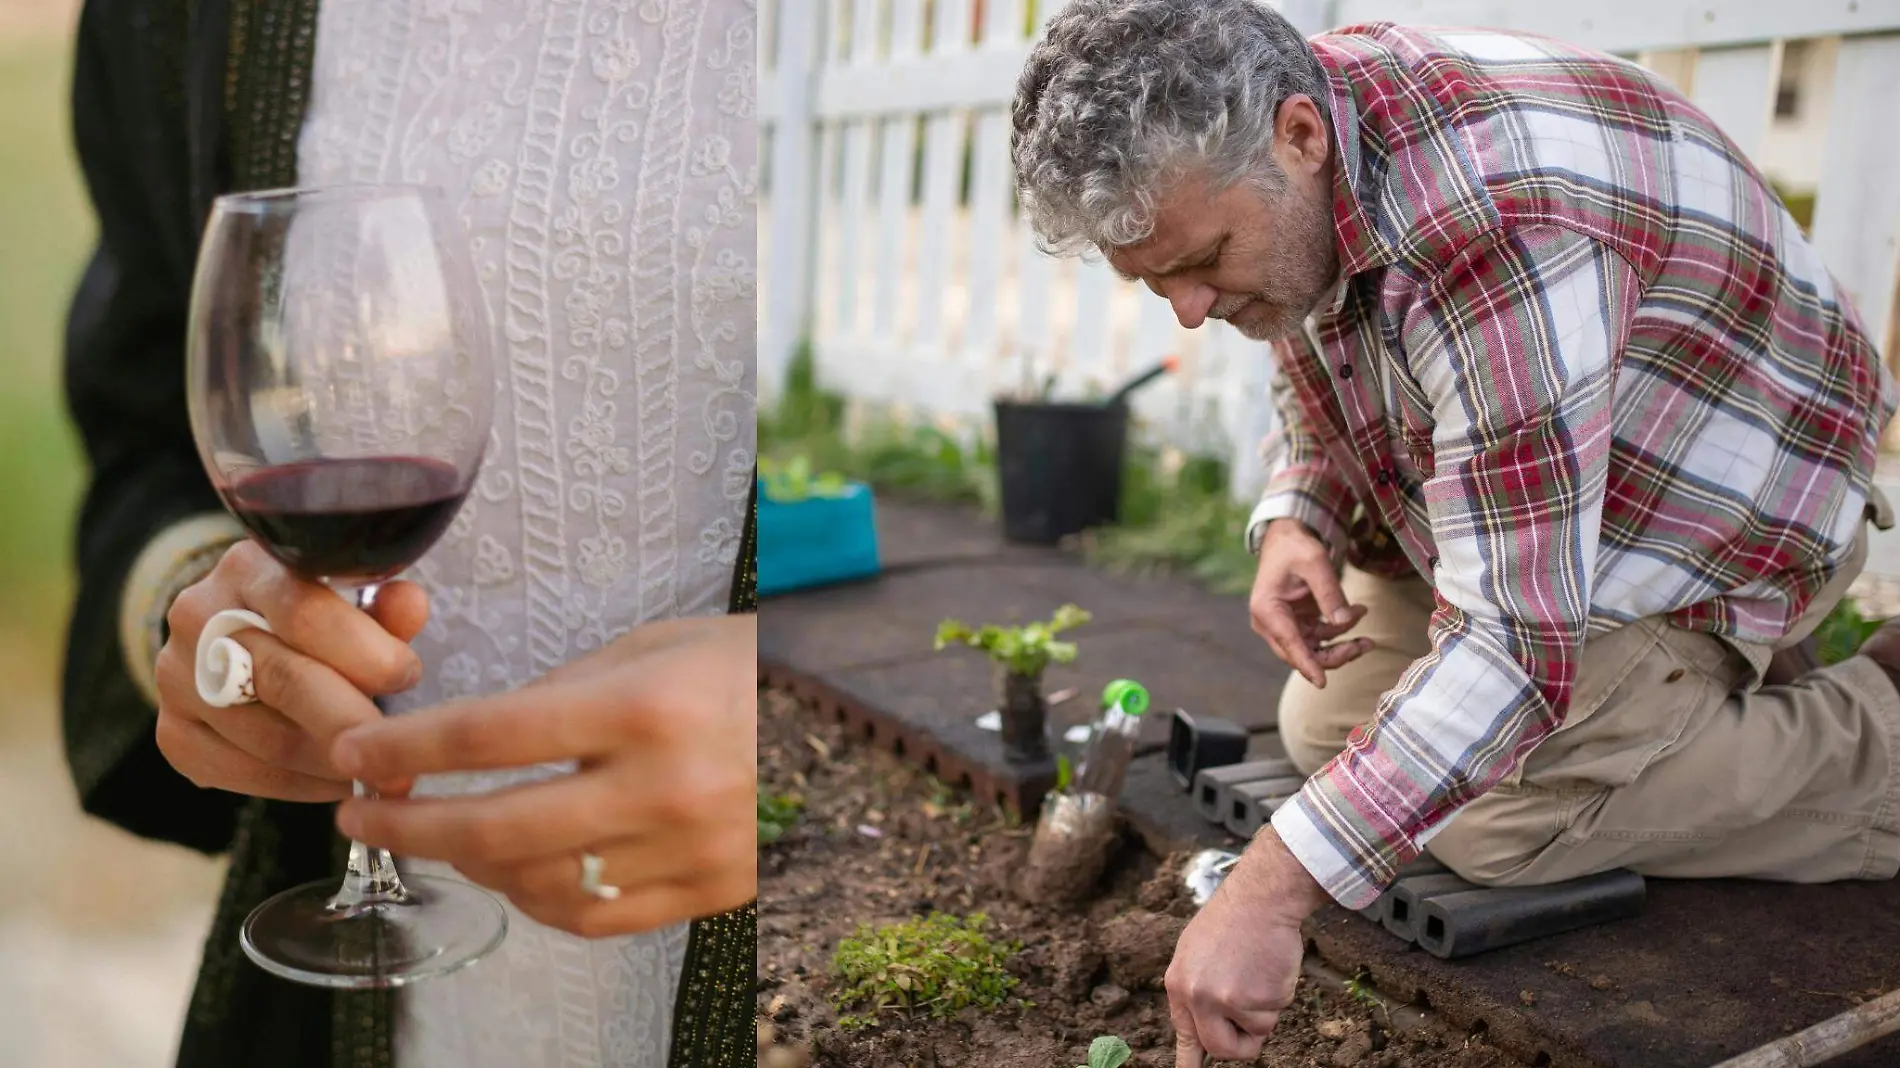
1278;498;1900;887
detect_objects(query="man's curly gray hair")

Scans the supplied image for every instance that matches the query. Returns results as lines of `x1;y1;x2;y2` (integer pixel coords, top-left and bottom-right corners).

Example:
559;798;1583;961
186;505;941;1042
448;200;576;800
1009;0;1330;256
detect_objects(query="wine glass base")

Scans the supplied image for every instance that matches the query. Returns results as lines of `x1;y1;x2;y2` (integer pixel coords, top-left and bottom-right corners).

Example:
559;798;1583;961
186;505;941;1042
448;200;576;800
240;873;508;989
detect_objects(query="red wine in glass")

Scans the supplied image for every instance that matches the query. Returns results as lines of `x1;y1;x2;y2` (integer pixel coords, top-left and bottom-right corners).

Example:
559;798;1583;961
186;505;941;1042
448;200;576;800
187;184;505;989
223;457;469;583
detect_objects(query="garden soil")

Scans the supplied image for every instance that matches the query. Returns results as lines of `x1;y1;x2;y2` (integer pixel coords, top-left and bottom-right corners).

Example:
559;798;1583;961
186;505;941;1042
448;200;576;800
758;686;1528;1068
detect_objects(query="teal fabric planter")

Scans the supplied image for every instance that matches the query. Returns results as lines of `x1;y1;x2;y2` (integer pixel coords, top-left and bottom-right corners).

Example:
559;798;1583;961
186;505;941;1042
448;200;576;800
757;479;881;596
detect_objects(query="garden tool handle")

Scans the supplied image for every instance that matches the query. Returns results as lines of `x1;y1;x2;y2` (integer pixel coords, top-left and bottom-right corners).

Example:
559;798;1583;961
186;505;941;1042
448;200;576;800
1102;355;1179;408
1710;984;1900;1067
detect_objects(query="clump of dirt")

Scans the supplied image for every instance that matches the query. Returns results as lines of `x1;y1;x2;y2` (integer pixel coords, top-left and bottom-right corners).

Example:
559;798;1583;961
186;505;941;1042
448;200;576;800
1100;910;1188;990
758;685;1528;1068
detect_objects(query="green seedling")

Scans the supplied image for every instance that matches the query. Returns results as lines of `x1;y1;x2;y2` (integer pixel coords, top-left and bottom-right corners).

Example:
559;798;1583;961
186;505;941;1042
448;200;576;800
933;604;1092;678
1343;968;1389;1020
1076;1035;1133;1068
1054;753;1074;792
829;912;1024;1029
758;791;804;846
759;454;851;503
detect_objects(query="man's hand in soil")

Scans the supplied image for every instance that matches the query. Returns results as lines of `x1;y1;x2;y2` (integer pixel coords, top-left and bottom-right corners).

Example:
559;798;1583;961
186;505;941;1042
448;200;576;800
1249;519;1371;688
1167;827;1331;1065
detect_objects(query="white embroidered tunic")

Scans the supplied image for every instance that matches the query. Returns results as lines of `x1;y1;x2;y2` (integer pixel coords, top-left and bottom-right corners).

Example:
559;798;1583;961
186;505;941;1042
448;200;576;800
295;1;758;1063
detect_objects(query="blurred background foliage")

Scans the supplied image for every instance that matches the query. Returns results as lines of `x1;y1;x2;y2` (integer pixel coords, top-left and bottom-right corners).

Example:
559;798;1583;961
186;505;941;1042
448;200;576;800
759;344;1262;594
0;29;88;667
0;8;225;1066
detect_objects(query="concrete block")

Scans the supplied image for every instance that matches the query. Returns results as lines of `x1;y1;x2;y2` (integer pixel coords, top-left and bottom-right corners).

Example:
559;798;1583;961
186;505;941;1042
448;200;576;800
1416;870;1647;960
1382;872;1477;942
1192;758;1300;823
1354;856;1450;922
1220;776;1305;838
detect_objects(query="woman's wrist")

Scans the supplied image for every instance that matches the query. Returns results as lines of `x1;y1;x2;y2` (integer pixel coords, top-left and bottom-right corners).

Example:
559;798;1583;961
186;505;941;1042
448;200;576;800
117;512;246;710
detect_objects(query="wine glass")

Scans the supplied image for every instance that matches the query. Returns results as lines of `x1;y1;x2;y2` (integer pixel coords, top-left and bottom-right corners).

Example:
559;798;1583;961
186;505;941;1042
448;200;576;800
185;183;506;988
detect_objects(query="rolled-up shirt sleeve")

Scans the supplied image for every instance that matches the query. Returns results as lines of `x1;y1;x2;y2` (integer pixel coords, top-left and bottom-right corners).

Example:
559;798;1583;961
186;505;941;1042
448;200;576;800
1271;225;1642;909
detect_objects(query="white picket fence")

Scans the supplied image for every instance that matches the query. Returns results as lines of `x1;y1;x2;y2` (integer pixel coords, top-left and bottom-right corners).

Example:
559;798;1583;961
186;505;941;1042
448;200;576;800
760;0;1900;522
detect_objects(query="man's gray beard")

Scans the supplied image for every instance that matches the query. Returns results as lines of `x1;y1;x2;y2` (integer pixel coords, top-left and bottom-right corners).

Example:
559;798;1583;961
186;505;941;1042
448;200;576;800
1224;300;1305;342
1208;293;1254;321
1208;290;1304;341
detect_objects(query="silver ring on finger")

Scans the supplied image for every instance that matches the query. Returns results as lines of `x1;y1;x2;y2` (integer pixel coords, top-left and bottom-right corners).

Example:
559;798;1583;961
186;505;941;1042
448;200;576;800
578;851;622;900
195;608;274;708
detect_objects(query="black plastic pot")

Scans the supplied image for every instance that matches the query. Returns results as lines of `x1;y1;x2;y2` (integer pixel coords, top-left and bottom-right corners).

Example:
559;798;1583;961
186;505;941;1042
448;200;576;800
993;399;1129;545
1166;708;1250;791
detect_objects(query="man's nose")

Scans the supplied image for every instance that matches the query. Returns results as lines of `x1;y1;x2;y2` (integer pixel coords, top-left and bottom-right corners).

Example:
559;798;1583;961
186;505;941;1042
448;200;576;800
1163;280;1218;330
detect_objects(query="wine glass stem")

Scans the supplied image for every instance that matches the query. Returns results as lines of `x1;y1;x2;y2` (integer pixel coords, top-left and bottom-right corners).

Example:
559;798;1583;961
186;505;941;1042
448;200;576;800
332;782;412;909
326;581;413;912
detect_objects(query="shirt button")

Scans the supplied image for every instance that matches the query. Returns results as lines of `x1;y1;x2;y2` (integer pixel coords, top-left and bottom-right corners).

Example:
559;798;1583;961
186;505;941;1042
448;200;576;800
1376;469;1392;486
1339;363;1353;379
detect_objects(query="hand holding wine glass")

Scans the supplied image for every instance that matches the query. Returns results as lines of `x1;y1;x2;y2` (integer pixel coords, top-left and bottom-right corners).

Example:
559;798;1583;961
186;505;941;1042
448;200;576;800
174;183;506;988
153;543;430;801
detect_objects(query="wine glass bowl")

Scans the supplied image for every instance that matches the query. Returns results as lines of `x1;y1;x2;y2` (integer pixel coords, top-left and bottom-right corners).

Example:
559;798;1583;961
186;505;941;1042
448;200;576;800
187;183;506;989
189;183;492;583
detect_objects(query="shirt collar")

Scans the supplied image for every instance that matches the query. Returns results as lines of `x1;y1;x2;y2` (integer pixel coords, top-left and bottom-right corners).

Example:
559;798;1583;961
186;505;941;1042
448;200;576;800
1316;47;1397;286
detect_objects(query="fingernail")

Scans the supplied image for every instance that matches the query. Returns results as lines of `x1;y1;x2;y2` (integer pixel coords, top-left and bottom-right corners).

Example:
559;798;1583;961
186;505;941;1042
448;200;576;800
1332;609;1352;625
400;661;423;690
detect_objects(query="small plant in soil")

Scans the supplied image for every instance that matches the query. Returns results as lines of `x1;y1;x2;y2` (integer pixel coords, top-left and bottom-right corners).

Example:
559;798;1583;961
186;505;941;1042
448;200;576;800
1075;1035;1132;1068
1344;968;1387;1018
758;790;804;846
1017;680;1149;906
828;911;1026;1029
934;603;1091;763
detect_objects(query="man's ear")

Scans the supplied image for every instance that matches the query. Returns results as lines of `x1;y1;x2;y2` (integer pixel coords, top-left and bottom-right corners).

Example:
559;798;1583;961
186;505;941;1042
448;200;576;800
1274;93;1331;178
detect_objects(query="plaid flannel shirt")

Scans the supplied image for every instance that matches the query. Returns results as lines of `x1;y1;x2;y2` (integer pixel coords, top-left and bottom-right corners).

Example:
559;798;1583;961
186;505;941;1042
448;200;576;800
1248;23;1898;910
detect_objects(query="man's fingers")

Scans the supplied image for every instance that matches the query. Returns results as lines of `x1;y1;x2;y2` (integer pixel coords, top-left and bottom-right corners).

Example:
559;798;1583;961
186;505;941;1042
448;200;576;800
1223;1006;1283;1039
1249;607;1293;665
1312;638;1374;670
1295;556;1354;627
1190;1010;1264;1063
1172;1029;1206;1068
1260;601;1325;687
1300;602;1369;642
